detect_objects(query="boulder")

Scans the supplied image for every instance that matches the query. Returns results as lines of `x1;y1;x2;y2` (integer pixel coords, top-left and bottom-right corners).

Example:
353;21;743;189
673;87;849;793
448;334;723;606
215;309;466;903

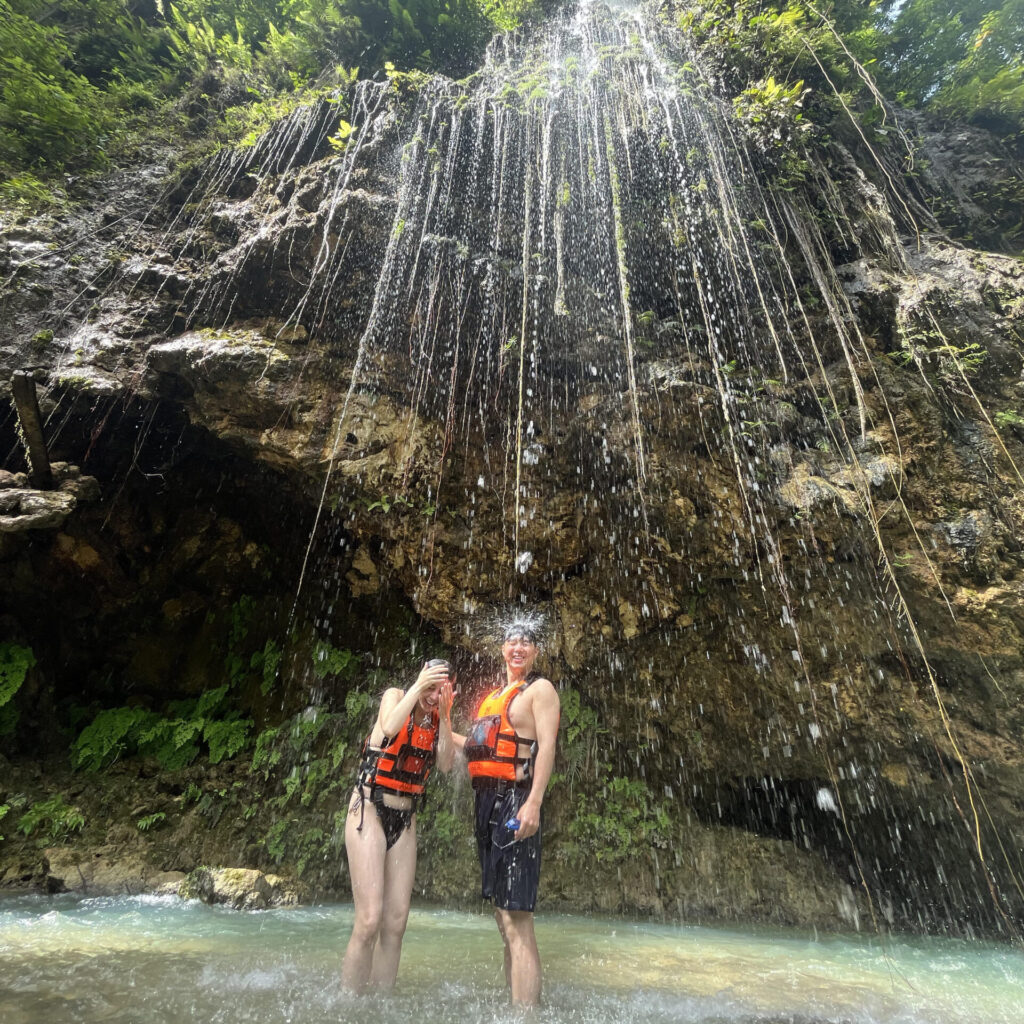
43;846;185;895
0;489;76;531
178;866;310;909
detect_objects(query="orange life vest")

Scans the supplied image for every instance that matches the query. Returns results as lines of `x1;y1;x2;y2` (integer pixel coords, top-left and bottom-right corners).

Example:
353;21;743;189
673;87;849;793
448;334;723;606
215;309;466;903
359;710;438;801
465;678;536;783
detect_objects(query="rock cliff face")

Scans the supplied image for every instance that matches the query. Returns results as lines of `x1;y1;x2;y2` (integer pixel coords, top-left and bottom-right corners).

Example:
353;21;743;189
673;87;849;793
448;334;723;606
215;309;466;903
2;17;1024;935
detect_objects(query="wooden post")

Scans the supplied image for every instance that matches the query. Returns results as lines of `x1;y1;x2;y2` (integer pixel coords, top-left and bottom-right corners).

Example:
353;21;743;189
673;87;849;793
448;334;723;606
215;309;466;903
10;371;53;489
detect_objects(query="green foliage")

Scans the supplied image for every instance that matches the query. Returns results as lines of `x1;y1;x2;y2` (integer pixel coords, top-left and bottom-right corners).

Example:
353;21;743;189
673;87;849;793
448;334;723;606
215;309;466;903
3;0;1019;208
880;0;1023;133
312;641;358;679
0;172;61;210
262;818;290;862
252;639;283;696
0;0;177;185
246;700;366;870
344;688;372;722
563;776;670;864
0;2;102;168
72;691;253;771
415;775;472;856
0;0;551;197
195;685;228;717
929;2;1024;134
0;804;8;842
327;116;356;150
249;706;350;790
0;642;34;737
204;718;254;763
182;782;203;804
17;795;85;843
226;595;256;686
557;687;605;789
222;597;286;698
894;315;988;392
72;706;153;771
995;409;1024;431
733;75;810;149
295;825;327;873
136;811;167;831
675;0;1024;141
251;724;283;778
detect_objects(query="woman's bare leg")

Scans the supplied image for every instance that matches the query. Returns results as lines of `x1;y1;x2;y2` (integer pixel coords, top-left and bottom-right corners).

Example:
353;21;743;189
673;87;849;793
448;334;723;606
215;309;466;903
369;816;417;991
341;794;387;993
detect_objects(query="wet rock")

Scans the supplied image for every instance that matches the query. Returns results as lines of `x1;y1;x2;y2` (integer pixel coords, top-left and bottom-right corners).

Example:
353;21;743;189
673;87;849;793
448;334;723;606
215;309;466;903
54;366;125;398
777;464;858;514
840;239;1024;379
178;867;310;909
906;110;1024;252
933;509;1003;579
260;319;308;344
51;463;101;502
0;489;76;532
43;847;185;896
0;470;27;488
0;462;98;532
346;544;381;597
546;824;868;929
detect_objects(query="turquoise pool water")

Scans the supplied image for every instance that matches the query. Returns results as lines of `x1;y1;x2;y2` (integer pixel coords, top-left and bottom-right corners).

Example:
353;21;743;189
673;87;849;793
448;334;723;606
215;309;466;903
3;895;1022;1022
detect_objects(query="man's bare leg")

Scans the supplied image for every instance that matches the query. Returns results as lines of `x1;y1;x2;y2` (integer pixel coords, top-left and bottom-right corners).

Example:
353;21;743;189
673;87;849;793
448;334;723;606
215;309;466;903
494;910;512;989
496;908;541;1006
369;817;417;990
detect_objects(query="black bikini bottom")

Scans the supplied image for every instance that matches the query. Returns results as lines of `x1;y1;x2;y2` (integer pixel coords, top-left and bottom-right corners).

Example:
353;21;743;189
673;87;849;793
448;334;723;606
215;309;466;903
374;799;413;851
356;789;414;851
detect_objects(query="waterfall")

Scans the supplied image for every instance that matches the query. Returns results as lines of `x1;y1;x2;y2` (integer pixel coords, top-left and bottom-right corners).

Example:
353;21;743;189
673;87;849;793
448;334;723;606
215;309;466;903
85;0;1023;934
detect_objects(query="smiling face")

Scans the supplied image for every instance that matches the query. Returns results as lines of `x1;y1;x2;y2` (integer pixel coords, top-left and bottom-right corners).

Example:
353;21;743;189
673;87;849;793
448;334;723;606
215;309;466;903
419;679;444;711
502;634;538;678
418;660;450;712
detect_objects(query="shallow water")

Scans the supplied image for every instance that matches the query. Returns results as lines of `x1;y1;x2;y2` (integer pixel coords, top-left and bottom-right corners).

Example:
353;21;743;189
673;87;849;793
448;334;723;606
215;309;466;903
3;895;1023;1023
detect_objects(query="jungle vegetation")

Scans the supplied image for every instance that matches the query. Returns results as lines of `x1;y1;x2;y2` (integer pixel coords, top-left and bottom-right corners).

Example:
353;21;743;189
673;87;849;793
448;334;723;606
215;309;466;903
1;0;1021;207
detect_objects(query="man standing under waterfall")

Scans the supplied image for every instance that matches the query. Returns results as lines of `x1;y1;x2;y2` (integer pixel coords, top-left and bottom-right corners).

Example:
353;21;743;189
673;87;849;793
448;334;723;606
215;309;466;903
459;621;560;1006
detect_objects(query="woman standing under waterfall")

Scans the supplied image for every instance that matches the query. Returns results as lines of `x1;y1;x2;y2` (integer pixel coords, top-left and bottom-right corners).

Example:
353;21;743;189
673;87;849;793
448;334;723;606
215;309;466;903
341;659;456;993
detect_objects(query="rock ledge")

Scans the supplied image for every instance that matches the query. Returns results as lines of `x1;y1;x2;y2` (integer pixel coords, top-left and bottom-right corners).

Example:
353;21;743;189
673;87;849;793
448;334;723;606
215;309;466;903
178;866;310;909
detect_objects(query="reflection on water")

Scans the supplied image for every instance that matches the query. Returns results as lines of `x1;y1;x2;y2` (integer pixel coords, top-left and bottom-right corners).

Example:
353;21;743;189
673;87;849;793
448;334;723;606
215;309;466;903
2;895;1023;1023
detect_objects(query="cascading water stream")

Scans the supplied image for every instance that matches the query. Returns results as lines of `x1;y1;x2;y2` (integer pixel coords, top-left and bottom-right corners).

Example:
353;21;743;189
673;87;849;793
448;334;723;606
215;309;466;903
15;0;1023;944
270;0;1021;931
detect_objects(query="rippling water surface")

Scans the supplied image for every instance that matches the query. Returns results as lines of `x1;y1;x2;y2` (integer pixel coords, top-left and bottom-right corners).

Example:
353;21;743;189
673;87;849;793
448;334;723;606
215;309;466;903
3;895;1022;1023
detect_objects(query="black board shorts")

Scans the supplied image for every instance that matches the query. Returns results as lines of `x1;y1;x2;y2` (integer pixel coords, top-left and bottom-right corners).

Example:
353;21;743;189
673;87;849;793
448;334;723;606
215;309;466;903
474;782;542;913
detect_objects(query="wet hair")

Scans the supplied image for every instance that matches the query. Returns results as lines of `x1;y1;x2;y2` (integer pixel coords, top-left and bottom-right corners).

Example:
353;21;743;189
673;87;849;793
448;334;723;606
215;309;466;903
502;621;541;646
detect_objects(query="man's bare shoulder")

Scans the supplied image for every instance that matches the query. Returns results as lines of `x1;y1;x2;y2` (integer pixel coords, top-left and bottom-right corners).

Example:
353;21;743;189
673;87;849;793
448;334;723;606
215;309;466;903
528;677;559;703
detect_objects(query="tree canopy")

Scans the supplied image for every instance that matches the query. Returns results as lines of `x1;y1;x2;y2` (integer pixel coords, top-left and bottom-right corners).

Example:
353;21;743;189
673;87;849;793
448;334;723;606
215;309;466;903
1;0;1021;204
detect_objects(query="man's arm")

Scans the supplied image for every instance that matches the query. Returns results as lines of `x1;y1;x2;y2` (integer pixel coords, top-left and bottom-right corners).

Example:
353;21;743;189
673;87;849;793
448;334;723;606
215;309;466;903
515;679;560;840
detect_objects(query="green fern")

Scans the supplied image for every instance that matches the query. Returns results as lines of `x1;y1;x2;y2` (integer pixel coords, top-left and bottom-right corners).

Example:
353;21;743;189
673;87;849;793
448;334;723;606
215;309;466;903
204;718;253;764
313;641;357;679
18;796;85;842
251;725;283;778
72;707;153;771
0;643;35;737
